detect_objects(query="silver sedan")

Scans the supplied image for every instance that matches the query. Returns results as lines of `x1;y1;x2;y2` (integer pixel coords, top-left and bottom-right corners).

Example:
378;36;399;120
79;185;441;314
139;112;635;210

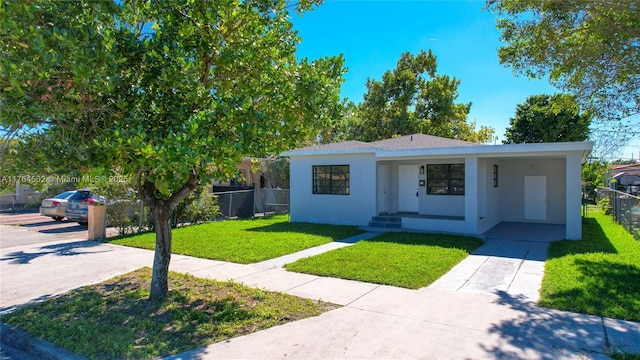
39;190;76;221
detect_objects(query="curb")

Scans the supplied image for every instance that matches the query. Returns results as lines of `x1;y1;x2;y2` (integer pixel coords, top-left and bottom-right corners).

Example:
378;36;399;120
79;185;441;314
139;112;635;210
0;322;87;360
0;208;39;214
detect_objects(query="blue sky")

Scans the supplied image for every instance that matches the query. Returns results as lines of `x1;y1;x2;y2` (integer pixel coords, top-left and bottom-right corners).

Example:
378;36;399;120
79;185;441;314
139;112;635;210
291;0;640;159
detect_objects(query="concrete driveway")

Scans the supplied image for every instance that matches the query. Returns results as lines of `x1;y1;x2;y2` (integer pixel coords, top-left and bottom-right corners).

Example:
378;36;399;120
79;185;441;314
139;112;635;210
1;222;639;359
0;224;154;314
429;222;569;302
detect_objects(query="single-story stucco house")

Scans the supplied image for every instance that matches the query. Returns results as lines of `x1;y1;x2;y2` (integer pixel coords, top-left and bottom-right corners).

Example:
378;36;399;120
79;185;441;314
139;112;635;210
283;134;593;240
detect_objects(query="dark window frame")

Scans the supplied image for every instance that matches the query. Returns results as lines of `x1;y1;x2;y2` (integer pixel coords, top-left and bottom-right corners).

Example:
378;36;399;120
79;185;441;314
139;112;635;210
312;165;350;195
493;165;499;187
427;164;465;195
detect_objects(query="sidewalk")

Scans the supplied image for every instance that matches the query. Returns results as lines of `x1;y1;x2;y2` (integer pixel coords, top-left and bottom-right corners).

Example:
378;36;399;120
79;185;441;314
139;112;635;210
2;224;639;359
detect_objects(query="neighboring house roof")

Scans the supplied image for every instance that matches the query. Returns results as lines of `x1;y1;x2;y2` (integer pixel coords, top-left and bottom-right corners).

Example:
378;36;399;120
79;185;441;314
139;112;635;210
612;163;640;175
283;133;594;161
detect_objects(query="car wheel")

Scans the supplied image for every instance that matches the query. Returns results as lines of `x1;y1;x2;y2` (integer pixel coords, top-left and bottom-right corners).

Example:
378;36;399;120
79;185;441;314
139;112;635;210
52;216;64;221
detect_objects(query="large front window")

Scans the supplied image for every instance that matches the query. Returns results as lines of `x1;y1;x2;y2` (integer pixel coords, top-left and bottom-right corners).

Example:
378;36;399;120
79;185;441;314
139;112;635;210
427;164;465;195
313;165;350;195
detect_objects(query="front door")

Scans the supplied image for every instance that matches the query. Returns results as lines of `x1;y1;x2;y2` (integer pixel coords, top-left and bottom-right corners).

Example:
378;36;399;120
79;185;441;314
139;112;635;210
524;175;547;220
377;164;389;214
398;165;419;213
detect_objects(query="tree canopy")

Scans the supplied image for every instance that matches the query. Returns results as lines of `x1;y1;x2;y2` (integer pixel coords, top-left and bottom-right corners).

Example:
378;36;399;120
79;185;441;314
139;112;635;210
504;94;591;143
1;0;345;300
339;50;494;143
487;0;639;123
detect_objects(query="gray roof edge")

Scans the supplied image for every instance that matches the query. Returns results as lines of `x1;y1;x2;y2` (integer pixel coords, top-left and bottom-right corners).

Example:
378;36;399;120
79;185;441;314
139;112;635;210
282;147;379;157
283;141;594;158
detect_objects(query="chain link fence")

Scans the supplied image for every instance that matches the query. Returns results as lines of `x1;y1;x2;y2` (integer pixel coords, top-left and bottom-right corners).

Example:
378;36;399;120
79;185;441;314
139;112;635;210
255;189;289;216
213;188;289;219
595;187;640;240
215;190;255;219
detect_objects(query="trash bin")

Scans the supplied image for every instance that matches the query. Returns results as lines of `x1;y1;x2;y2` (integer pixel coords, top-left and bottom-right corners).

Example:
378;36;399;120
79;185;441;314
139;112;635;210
88;203;106;240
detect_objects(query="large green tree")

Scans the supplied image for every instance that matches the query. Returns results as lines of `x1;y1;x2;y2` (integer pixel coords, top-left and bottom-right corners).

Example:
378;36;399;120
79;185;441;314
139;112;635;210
504;94;591;143
487;0;639;124
349;50;494;143
1;0;345;300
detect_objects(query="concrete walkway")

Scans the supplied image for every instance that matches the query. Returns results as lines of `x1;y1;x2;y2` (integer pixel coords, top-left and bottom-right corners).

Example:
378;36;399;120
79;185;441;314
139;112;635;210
2;224;640;359
254;232;380;268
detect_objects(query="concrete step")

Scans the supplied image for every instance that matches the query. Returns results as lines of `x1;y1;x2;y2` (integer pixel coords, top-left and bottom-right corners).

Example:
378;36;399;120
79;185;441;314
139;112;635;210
368;221;402;228
371;216;402;224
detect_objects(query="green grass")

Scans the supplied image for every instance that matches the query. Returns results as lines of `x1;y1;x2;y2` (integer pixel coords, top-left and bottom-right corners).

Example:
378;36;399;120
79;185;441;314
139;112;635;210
1;268;337;359
108;215;364;263
285;232;483;289
539;210;640;322
611;352;640;360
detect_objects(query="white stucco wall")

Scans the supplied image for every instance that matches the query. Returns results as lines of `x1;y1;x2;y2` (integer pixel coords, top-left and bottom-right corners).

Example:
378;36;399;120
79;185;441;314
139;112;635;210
499;158;566;224
289;154;377;226
402;218;466;233
565;152;583;239
477;159;502;234
287;143;589;239
420;195;465;217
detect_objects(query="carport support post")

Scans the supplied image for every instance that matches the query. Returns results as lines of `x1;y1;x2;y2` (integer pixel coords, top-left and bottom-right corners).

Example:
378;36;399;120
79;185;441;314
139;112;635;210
565;152;582;240
464;155;479;234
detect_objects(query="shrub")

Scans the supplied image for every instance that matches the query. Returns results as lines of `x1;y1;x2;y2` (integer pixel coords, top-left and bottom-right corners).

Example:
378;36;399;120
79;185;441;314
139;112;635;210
107;199;141;235
173;187;221;227
598;196;611;214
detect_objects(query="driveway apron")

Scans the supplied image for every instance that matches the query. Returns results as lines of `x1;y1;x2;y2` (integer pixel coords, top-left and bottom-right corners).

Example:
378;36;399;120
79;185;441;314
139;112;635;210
429;222;564;302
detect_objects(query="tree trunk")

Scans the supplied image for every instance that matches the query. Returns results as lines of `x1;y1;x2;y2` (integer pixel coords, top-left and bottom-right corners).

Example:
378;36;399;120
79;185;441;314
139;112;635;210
149;202;172;301
139;172;200;302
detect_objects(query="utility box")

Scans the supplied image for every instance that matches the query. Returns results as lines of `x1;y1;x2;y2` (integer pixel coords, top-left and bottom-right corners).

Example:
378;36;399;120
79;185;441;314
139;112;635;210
88;203;106;240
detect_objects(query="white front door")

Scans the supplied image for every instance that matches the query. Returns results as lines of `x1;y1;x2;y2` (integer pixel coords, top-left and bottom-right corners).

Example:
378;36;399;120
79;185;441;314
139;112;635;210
377;164;389;214
524;175;547;220
398;165;419;213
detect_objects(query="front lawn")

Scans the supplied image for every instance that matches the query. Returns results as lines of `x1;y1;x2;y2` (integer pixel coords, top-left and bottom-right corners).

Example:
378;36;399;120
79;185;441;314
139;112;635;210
285;232;483;289
539;210;640;322
1;268;337;359
108;215;364;263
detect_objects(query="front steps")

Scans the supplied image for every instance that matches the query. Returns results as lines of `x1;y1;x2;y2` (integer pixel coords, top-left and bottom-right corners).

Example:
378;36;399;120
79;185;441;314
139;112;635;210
369;215;402;228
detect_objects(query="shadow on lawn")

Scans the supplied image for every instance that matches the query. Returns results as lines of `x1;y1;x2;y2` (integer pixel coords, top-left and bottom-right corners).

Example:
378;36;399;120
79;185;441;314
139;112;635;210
539;259;640;322
541;216;640;322
246;222;363;241
365;232;483;252
547;218;617;258
479;290;608;360
3;288;258;359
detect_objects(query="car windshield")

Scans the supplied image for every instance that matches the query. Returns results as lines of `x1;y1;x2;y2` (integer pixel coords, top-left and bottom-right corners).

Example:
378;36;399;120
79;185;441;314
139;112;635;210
54;191;75;199
69;191;92;201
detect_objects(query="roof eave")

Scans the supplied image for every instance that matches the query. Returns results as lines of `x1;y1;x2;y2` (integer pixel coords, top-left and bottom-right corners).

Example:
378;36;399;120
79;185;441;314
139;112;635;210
283;141;594;159
375;141;594;159
282;148;378;157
